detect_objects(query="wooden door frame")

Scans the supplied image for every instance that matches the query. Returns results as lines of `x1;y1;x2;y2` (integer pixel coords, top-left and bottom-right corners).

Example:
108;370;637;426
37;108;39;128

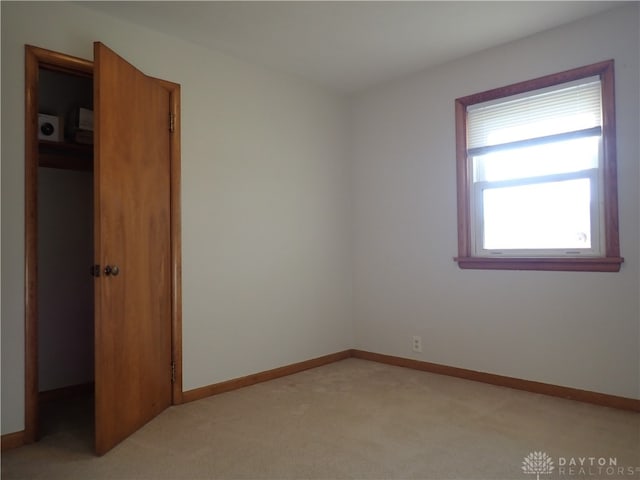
24;44;183;444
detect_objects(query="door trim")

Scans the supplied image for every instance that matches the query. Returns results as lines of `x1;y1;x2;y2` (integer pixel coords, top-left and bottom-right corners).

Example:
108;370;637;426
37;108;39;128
23;45;183;444
156;77;184;405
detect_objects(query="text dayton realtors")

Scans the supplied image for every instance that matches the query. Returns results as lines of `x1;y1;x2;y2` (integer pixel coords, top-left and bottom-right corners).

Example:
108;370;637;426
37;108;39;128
557;457;640;477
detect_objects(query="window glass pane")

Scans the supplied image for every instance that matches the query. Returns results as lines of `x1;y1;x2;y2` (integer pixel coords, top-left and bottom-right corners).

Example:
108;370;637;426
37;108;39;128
482;178;592;250
473;136;599;183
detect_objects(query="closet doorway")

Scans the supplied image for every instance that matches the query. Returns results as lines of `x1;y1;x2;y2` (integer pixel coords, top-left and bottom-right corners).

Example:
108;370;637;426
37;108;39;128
24;44;183;455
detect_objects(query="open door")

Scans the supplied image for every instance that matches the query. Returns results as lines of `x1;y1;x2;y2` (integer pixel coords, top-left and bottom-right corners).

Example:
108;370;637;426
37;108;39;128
93;42;175;455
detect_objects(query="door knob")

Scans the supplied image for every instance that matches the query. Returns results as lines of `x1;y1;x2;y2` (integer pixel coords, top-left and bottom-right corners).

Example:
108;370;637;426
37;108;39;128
104;265;120;276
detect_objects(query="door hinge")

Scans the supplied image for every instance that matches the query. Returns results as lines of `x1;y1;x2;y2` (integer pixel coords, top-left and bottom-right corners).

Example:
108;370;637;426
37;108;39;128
171;361;176;384
169;112;175;133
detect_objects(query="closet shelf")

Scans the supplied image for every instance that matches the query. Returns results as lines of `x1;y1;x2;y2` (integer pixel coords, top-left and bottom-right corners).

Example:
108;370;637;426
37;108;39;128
39;140;93;171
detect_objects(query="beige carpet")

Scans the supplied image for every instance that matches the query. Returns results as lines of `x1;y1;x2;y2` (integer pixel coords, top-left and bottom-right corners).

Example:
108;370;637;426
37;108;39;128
2;358;639;479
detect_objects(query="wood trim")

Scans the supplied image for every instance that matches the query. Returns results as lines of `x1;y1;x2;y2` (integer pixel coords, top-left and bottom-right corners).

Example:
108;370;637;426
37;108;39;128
181;348;638;412
454;256;623;272
26;44;93;76
24;44;40;445
1;431;25;451
456;60;616;106
600;61;620;259
182;351;352;403
455;98;471;259
152;76;183;405
38;382;94;404
351;350;640;412
167;81;183;405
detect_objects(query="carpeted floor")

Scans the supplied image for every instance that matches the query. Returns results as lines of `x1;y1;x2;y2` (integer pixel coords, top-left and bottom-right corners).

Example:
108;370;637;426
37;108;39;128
2;358;639;479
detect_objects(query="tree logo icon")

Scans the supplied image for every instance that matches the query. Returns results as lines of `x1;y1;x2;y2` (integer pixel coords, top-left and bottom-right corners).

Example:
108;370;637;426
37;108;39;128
522;451;555;480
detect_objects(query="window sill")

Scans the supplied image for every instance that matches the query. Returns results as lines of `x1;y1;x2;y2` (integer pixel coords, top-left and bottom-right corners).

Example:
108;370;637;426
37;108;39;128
454;256;623;272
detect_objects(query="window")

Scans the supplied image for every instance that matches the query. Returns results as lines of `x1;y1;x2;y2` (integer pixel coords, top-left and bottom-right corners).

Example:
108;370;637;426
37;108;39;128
454;60;622;272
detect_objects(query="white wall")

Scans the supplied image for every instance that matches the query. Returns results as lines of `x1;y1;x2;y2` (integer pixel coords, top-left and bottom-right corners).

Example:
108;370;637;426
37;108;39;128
352;4;640;399
1;2;353;435
38;168;94;392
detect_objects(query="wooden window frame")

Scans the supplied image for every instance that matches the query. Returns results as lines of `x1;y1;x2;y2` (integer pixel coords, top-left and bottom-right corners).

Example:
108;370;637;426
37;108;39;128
454;60;623;272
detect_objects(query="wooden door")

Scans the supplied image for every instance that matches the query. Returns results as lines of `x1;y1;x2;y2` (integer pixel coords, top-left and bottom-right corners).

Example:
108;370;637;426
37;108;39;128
93;42;173;455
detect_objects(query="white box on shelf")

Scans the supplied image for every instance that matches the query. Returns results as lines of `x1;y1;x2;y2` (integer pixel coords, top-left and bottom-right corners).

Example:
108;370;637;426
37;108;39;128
77;107;93;131
38;114;64;142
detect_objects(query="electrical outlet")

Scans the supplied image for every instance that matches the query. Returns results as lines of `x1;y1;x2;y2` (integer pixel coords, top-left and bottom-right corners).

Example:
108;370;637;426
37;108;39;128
412;335;422;353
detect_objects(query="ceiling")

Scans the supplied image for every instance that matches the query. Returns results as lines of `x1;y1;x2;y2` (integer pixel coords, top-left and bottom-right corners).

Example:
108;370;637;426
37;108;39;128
81;1;623;93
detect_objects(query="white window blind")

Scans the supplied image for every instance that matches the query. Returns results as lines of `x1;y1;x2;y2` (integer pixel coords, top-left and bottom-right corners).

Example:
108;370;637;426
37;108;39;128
467;77;602;149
